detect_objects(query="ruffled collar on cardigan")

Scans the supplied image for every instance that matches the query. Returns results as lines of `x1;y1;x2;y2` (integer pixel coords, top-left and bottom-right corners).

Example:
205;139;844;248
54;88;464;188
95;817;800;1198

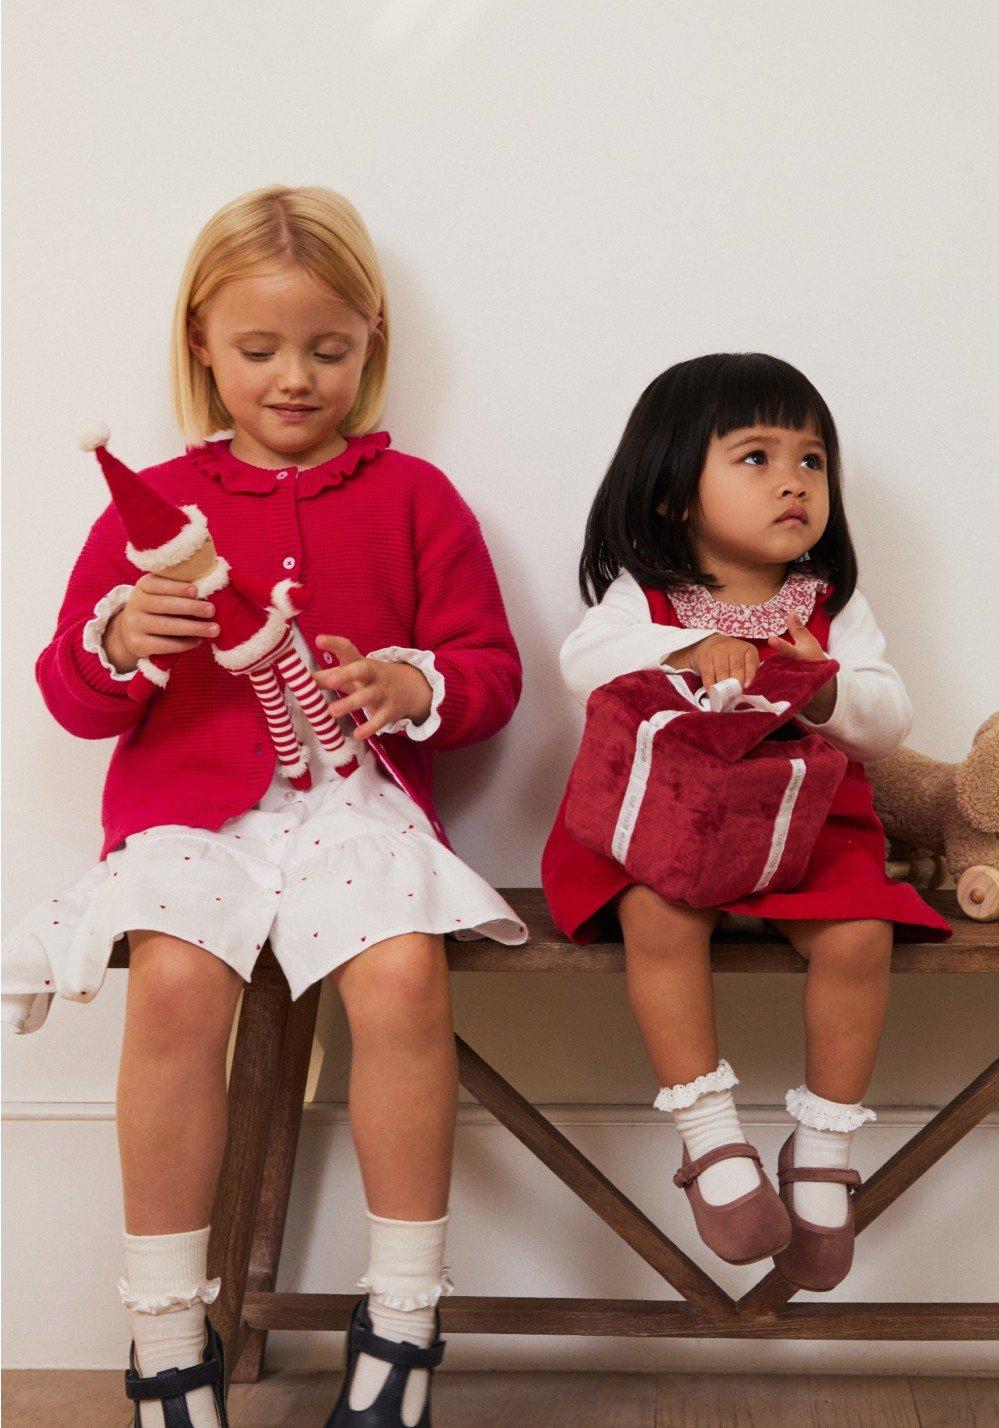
669;571;830;639
185;429;391;498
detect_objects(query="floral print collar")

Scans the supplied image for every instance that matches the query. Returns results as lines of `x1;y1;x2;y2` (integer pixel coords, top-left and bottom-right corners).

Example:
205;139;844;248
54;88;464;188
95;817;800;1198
669;571;830;638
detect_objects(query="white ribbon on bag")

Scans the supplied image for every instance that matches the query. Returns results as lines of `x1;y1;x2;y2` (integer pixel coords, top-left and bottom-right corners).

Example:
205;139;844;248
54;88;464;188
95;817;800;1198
661;667;791;716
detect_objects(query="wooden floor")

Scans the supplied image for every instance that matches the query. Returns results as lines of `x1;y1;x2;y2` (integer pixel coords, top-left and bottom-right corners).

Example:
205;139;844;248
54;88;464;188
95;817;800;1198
3;1369;997;1426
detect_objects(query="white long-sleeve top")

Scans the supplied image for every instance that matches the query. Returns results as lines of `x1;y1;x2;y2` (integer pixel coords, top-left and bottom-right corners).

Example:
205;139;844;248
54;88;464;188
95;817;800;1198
559;570;912;764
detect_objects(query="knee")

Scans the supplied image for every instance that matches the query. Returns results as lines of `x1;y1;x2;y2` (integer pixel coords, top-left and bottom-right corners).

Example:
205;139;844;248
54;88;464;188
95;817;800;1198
340;935;451;1035
126;935;241;1052
809;920;894;977
619;885;719;954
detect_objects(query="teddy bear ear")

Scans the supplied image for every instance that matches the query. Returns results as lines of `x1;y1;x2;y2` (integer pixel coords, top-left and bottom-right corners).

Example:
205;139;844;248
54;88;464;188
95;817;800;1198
954;712;999;834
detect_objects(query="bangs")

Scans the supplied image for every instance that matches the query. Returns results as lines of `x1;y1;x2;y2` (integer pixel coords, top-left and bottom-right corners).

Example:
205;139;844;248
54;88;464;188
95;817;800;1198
706;353;833;443
579;350;857;615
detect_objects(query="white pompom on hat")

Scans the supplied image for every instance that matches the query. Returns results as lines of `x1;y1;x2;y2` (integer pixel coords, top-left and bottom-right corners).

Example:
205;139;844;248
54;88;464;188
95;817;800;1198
78;423;112;452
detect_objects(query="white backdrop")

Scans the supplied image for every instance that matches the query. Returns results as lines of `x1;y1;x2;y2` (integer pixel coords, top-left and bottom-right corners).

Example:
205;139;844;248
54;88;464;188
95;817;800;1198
4;0;998;1373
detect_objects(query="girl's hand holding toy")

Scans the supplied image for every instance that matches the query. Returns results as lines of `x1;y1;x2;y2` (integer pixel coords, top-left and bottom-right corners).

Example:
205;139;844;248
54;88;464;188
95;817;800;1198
104;574;219;675
314;634;433;740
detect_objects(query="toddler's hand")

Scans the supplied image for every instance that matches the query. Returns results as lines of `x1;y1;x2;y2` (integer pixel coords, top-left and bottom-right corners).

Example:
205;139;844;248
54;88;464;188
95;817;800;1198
313;635;433;740
103;574;220;674
675;634;760;690
767;612;827;662
769;612;837;721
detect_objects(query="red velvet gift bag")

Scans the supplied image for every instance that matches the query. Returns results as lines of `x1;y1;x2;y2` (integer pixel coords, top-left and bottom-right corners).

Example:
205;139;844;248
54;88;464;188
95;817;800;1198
564;654;849;907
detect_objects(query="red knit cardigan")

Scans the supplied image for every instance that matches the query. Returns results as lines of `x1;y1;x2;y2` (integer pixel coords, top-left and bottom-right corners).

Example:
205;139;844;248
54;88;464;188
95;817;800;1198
36;431;522;859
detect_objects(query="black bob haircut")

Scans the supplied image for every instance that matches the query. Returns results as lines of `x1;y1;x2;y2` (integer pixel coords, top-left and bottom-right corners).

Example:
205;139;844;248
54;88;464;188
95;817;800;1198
579;352;858;616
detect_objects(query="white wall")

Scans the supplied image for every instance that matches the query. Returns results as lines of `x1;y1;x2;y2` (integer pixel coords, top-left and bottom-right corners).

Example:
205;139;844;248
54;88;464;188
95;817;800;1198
4;0;998;1373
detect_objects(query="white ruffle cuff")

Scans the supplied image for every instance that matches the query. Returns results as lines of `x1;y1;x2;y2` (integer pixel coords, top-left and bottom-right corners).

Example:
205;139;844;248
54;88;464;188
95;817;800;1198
363;646;446;740
785;1085;877;1132
653;1058;739;1112
81;583;136;681
116;1274;221;1315
356;1268;455;1311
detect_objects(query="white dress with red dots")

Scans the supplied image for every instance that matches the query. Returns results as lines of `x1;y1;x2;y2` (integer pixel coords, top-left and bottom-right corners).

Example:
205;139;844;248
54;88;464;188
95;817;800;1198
2;620;527;1034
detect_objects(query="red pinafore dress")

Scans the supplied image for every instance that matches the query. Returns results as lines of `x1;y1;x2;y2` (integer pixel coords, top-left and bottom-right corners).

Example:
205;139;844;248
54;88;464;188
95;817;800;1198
542;584;954;945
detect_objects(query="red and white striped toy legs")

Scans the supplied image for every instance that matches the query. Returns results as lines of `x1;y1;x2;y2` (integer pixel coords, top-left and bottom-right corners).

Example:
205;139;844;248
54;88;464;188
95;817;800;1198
274;646;359;778
248;663;313;790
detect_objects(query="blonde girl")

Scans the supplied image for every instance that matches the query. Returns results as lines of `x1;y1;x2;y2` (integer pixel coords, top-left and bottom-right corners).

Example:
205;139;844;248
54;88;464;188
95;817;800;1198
4;186;527;1427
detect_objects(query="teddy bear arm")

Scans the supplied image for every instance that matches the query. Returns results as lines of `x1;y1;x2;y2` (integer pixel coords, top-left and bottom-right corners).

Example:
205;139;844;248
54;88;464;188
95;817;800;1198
868;746;953;849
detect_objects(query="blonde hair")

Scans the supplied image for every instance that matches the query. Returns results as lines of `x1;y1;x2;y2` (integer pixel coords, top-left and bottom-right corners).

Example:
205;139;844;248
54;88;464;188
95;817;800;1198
170;185;389;441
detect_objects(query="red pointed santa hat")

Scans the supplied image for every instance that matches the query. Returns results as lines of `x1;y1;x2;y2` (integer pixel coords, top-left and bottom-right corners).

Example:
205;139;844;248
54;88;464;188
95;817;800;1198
79;424;208;572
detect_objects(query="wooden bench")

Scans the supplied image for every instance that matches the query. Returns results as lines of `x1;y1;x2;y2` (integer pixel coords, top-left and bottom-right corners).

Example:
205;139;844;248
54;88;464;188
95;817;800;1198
113;888;998;1380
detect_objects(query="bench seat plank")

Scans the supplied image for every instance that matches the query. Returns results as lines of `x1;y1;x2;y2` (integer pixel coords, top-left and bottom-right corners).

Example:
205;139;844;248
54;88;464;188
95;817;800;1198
108;888;997;973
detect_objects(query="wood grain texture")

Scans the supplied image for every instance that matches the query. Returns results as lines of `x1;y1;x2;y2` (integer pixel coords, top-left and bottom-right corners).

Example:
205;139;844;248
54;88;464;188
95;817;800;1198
240;1293;999;1340
909;1373;999;1427
206;965;295;1385
4;1369;993;1428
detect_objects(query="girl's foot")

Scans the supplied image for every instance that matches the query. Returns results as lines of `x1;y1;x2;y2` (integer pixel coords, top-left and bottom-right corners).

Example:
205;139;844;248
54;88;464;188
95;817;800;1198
657;1059;790;1264
324;1296;445;1428
124;1316;228;1427
774;1132;862;1290
328;1209;452;1425
673;1143;792;1264
774;1085;873;1290
118;1225;224;1427
783;1085;874;1224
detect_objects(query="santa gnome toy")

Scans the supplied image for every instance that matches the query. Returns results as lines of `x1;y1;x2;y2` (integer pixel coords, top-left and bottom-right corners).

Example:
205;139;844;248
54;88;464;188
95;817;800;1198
79;425;357;791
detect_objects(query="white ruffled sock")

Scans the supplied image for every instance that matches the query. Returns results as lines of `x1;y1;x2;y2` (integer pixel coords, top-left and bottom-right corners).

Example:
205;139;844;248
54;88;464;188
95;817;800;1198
349;1211;451;1428
786;1086;875;1227
119;1226;221;1428
655;1059;761;1206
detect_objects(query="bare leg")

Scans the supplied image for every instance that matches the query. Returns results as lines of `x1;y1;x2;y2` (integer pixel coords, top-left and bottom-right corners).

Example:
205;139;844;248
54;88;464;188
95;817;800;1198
329;931;457;1219
773;917;894;1102
618;884;722;1086
330;933;457;1422
619;887;764;1206
116;932;244;1426
771;917;894;1226
117;930;244;1233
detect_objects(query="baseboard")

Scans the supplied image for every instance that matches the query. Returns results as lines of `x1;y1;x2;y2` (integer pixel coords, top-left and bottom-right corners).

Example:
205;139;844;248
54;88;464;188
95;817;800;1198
3;1099;998;1127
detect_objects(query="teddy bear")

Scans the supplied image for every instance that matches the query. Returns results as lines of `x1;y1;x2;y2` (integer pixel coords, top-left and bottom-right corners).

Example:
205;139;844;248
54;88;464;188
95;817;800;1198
868;712;999;921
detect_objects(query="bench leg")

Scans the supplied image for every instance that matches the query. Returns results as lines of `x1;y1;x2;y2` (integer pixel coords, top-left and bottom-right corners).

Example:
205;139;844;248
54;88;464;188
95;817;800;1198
230;978;322;1383
739;1056;999;1319
455;1034;735;1319
207;960;295;1381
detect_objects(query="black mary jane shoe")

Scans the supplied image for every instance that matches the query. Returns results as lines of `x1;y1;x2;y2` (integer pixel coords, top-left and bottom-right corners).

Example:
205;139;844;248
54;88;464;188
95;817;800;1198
324;1295;446;1427
124;1316;229;1427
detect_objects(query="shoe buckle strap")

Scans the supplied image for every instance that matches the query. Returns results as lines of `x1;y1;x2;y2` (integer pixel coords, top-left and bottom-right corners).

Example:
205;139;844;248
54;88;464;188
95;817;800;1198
778;1166;862;1189
673;1142;761;1189
354;1323;447;1369
124;1355;221;1401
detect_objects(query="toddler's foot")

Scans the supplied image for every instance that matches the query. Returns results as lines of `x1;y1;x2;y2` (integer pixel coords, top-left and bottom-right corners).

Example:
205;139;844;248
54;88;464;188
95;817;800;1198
774;1085;873;1290
656;1059;790;1263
